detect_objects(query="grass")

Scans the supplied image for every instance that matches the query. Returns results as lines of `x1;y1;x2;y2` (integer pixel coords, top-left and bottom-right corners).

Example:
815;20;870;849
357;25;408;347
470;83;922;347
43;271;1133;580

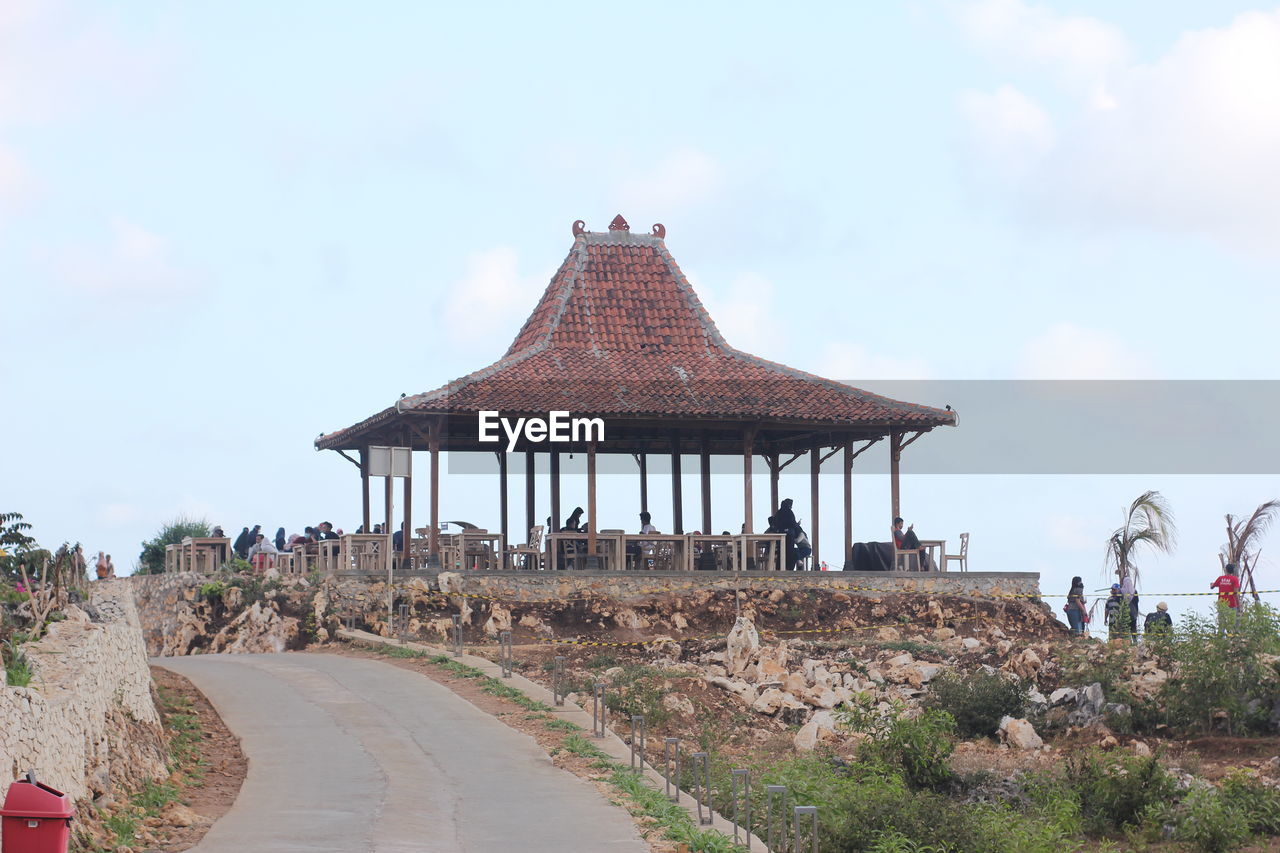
3;636;33;686
156;684;206;780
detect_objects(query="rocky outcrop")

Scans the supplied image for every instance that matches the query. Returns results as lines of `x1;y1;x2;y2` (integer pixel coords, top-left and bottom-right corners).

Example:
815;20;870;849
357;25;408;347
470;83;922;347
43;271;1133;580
998;716;1044;750
0;582;167;804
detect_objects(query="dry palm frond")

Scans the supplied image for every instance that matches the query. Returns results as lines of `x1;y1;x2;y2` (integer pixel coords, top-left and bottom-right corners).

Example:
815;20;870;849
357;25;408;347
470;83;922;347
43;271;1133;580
1221;499;1280;603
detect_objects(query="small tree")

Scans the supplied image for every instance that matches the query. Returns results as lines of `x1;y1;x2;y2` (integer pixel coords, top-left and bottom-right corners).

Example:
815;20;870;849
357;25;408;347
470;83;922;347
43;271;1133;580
1105;491;1176;587
1221;499;1280;604
136;516;211;574
0;512;46;584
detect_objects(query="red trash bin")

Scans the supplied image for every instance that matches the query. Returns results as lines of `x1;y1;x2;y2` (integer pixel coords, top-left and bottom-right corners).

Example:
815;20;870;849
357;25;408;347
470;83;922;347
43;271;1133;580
1;773;75;853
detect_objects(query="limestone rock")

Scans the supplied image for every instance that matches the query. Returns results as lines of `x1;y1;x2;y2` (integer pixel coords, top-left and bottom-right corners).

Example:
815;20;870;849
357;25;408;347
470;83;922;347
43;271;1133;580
793;710;838;751
725;617;760;676
662;693;696;717
998;716;1043;750
1049;687;1077;707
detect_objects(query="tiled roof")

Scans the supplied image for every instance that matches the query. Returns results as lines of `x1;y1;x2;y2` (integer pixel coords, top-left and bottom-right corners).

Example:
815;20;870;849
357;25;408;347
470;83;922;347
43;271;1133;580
317;218;954;448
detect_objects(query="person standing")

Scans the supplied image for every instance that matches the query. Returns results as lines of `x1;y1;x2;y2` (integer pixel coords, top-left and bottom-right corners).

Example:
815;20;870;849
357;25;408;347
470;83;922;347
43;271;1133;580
1064;576;1087;635
1211;563;1242;610
775;499;799;570
1119;573;1140;642
1104;584;1128;641
1144;602;1173;636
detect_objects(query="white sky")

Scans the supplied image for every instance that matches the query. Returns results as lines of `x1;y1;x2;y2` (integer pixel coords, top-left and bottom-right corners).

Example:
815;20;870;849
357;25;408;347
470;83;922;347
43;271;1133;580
5;0;1280;625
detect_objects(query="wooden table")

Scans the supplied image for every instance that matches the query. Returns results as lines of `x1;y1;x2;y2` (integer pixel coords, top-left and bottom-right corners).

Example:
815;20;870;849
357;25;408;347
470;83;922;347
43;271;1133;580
180;537;232;574
918;539;945;572
737;534;786;571
620;534;688;571
334;534;391;573
687;534;739;571
440;531;505;571
544;531;623;570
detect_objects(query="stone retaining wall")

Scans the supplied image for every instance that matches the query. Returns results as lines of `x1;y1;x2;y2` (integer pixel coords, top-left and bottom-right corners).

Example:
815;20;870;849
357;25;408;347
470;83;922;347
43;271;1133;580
424;569;1041;603
0;581;167;804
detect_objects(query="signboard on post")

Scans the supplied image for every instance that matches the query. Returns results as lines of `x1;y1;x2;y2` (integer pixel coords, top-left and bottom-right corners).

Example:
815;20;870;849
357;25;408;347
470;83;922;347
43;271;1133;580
368;446;411;622
368;446;412;478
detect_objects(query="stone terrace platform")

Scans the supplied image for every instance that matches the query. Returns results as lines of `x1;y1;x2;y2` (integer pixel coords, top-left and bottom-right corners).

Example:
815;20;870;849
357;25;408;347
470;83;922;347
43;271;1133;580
412;570;1041;604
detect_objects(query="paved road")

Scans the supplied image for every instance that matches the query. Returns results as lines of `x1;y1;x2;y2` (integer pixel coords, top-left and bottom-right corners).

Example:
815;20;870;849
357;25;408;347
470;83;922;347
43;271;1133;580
157;653;647;853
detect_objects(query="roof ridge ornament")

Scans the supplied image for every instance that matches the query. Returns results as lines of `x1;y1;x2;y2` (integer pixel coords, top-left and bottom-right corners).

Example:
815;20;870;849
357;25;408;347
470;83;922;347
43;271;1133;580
608;214;630;231
572;219;586;237
651;223;665;238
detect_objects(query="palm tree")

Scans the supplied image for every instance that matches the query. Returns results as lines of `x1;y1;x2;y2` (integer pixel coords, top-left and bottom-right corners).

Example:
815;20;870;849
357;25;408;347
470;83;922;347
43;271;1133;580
1221;499;1280;604
1105;490;1177;587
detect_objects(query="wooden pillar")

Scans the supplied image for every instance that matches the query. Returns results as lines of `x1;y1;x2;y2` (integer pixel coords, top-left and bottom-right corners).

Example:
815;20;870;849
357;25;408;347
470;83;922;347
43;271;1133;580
670;434;684;534
428;421;440;560
769;453;779;518
497;452;509;545
890;431;902;524
525;451;536;540
360;447;371;532
810;445;821;569
699;436;711;534
550;449;561;531
743;428;755;535
639;453;648;515
402;446;412;564
843;441;853;569
586;442;597;558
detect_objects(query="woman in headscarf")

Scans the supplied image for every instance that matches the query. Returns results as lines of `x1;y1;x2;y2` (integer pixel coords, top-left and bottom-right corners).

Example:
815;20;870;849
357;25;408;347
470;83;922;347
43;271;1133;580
1064;576;1086;635
274;527;287;552
233;527;252;559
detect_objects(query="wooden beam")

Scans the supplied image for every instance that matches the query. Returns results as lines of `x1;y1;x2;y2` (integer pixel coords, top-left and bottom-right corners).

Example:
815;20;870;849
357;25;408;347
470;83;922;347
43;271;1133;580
429;419;440;560
360;447;371;532
890;431;902;524
743;425;757;535
898;430;926;452
638;453;648;515
810;444;821;569
402;446;412;565
818;446;842;465
768;453;780;519
497;452;509;548
776;451;806;472
843;441;853;569
671;434;684;534
525;450;535;541
587;441;597;558
700;435;711;534
334;449;361;469
550;449;561;531
849;437;882;463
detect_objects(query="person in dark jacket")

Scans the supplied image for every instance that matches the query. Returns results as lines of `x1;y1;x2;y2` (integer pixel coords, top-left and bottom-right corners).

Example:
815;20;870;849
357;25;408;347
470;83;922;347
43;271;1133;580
560;507;586;532
775;499;799;570
1144;602;1173;636
233;527;252;559
274;527;287;552
317;522;340;541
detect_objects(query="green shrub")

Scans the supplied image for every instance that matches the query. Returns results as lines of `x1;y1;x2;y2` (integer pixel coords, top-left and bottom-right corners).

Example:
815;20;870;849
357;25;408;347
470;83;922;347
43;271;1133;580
838;698;956;790
136;516;210;574
1161;603;1280;735
3;637;32;686
1218;770;1280;835
925;670;1027;739
1064;749;1177;835
603;665;673;728
1176;787;1251;853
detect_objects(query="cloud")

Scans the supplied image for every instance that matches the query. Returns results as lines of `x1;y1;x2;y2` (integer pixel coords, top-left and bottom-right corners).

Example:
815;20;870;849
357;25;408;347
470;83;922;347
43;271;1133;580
953;0;1128;103
957;85;1055;177
1018;322;1155;379
616;148;724;214
56;217;196;298
441;247;548;344
697;272;775;353
816;341;933;381
954;3;1280;255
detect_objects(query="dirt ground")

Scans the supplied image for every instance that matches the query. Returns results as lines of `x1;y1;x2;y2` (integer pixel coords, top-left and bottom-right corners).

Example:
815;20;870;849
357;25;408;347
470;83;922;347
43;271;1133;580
145;666;247;853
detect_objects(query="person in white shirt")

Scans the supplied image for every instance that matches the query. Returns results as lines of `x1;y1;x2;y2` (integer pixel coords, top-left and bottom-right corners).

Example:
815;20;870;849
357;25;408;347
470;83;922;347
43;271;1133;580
246;533;279;572
639;512;659;535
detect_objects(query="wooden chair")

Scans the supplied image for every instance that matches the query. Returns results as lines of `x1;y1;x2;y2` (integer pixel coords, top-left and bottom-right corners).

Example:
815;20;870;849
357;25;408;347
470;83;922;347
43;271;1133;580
942;533;969;572
505;525;544;570
893;548;922;572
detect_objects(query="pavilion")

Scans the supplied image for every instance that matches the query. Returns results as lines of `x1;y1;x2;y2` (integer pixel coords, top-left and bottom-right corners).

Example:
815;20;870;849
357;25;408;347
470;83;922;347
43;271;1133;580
315;215;956;569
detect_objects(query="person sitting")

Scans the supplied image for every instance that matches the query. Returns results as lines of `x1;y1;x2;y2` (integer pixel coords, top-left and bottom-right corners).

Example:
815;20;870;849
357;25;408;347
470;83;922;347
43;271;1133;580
561;507;586;532
317;521;340;541
393;522;406;552
638;511;659;535
233;527;252;559
211;525;226;539
246;533;278;572
1144;602;1173;636
891;517;932;570
774;498;800;570
274;527;287;552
